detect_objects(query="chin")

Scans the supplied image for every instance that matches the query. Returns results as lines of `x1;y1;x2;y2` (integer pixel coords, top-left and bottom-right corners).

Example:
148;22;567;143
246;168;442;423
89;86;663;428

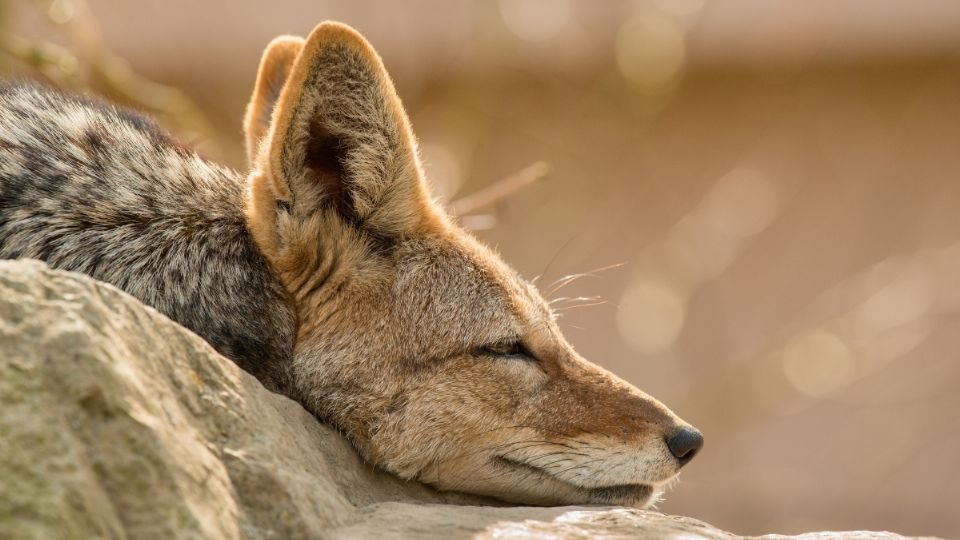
582;483;664;508
478;478;664;509
436;456;671;509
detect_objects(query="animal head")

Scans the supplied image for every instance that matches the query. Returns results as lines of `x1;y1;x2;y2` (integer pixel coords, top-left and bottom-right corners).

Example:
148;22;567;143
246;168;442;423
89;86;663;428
242;22;702;508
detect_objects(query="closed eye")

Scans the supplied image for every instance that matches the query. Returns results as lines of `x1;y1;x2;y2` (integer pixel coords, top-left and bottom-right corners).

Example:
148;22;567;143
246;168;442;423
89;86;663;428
476;340;537;362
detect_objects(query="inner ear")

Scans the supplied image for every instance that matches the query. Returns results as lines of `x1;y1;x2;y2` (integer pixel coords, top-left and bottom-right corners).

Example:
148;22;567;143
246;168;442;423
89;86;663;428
259;22;434;238
305;120;354;223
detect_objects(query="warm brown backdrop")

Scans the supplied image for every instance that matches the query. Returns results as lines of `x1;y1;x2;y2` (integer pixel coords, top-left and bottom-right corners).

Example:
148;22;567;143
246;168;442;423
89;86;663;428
3;1;958;537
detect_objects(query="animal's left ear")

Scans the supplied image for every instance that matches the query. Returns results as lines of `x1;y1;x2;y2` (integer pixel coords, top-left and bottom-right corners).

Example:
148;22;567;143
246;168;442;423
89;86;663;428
252;21;432;239
243;35;305;168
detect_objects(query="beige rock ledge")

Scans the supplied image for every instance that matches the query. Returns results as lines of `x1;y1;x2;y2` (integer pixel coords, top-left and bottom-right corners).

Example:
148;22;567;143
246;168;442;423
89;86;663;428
0;260;938;540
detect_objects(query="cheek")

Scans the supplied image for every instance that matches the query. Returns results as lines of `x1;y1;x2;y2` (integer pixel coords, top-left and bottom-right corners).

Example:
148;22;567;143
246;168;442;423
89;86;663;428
498;360;549;390
450;361;547;430
412;360;542;423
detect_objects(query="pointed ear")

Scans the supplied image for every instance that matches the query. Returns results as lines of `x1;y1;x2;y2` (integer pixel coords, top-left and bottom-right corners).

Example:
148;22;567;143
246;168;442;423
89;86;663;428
256;21;431;238
244;35;305;168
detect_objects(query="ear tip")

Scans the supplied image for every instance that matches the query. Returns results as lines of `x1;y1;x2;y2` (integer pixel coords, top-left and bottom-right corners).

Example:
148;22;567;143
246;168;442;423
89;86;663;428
253;35;306;89
265;35;306;50
309;20;365;40
305;21;380;59
261;35;306;64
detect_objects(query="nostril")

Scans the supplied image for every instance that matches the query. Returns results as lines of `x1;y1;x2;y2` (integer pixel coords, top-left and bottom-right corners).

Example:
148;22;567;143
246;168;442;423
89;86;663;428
665;426;704;466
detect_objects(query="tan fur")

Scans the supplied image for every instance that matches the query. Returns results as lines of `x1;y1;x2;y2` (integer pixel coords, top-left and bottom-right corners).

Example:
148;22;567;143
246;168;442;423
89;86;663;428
242;21;701;507
244;35;305;167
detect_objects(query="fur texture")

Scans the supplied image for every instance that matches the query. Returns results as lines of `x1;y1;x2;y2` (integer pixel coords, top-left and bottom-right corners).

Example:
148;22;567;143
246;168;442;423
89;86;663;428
0;82;296;391
0;21;702;508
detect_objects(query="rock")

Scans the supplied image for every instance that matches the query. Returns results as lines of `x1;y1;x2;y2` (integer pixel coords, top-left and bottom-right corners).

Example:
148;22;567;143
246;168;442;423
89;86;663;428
0;260;937;540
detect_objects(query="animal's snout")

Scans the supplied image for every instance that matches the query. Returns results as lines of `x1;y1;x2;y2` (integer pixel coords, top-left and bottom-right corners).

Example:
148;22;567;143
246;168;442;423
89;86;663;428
665;426;703;467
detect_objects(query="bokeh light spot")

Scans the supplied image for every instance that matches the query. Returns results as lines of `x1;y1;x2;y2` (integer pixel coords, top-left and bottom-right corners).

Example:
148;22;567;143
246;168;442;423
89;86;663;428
617;278;686;355
706;168;780;238
853;260;933;333
615;12;686;94
48;0;76;24
420;142;463;203
499;0;572;42
782;330;853;397
665;213;738;282
652;0;707;20
932;243;960;310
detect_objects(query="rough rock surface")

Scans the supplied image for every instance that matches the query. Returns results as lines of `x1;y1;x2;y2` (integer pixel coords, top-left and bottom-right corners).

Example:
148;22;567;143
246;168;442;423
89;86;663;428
0;260;937;540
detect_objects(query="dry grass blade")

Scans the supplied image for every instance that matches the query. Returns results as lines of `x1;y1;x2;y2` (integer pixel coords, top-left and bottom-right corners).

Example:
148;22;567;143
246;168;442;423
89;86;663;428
450;161;549;216
1;0;220;156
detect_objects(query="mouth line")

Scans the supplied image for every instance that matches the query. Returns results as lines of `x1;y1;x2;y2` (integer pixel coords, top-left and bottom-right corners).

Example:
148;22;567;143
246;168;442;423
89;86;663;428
492;455;654;504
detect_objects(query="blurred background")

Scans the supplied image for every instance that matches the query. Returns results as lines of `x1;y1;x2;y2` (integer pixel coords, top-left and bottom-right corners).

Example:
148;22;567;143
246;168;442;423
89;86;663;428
2;0;958;536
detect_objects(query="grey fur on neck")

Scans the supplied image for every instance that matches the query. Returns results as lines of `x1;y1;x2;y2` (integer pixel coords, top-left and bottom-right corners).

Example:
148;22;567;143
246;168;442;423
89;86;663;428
0;81;296;393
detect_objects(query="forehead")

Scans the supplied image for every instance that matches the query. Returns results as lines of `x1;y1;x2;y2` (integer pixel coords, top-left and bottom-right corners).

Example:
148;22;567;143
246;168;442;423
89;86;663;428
391;232;549;343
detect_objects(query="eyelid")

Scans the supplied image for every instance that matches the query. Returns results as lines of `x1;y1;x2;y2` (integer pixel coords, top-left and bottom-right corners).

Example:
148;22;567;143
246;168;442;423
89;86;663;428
477;340;537;362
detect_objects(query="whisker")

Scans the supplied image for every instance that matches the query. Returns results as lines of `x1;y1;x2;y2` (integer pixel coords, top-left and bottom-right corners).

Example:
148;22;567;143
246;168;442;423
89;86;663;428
522;454;578;470
509;449;588;468
550;457;606;478
549;295;603;306
445;438;573;467
545;262;625;298
553;299;608;312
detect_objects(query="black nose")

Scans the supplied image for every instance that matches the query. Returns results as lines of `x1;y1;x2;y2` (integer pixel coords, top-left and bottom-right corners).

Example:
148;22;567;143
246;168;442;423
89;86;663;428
665;426;703;466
